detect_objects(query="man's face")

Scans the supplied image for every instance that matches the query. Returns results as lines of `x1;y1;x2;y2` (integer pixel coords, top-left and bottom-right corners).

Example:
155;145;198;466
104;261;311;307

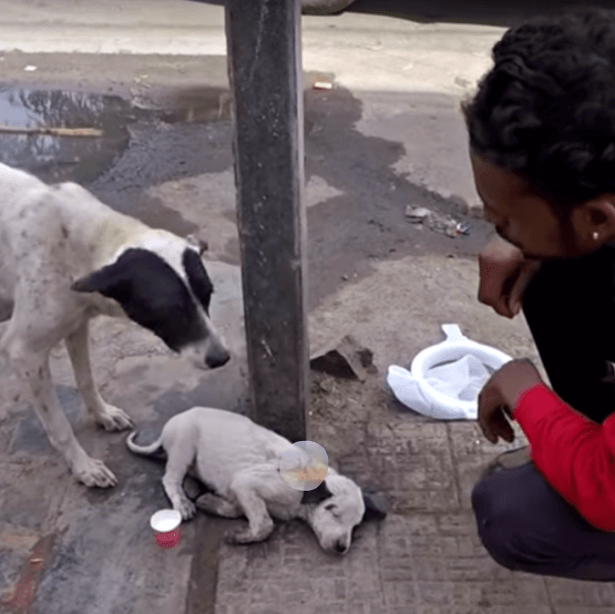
470;154;593;260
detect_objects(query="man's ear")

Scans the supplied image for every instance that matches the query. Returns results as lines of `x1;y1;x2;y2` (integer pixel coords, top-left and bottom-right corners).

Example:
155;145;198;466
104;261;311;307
301;480;333;505
71;262;123;296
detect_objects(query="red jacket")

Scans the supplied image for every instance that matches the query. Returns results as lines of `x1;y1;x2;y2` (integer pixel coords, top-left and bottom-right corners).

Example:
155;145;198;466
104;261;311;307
514;383;615;531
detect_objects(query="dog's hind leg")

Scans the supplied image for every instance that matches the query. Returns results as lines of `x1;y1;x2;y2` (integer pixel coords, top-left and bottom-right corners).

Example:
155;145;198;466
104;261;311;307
195;493;243;518
1;331;117;488
224;474;275;544
65;320;133;431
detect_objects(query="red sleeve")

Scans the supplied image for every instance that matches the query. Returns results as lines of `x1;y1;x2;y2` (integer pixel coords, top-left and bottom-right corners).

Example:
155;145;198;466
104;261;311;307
513;383;615;532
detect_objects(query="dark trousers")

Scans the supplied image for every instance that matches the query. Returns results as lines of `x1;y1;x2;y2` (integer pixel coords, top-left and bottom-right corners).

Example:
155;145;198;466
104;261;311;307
472;244;615;580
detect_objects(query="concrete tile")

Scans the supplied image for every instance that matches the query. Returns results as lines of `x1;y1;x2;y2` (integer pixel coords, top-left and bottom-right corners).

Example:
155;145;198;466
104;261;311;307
545;577;615;607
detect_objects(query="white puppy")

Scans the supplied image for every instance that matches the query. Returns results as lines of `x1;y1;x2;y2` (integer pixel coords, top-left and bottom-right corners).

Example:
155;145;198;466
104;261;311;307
0;163;230;488
126;407;386;554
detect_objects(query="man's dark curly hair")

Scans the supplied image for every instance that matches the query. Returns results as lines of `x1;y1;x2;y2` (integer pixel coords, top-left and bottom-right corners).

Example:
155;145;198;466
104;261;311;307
463;8;615;210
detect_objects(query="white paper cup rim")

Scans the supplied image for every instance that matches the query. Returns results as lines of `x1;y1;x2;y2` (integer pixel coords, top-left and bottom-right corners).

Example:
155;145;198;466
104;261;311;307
150;509;182;532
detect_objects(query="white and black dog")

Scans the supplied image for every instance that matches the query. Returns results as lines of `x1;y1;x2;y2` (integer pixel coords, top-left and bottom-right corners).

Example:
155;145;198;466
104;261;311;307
127;407;386;554
0;163;230;488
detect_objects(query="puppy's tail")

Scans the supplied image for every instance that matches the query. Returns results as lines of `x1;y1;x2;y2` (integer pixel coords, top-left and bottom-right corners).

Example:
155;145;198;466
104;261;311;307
126;431;165;458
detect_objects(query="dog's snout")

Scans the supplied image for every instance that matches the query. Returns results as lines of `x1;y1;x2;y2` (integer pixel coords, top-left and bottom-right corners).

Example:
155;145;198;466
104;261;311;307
335;540;349;554
206;348;230;369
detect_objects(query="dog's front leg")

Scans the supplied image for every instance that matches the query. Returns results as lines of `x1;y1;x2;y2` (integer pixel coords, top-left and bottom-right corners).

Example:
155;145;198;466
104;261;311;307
224;476;275;544
4;339;117;488
65;320;133;431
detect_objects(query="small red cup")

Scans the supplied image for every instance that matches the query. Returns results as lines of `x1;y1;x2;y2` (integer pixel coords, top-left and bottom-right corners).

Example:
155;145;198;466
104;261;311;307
150;509;182;550
154;528;181;549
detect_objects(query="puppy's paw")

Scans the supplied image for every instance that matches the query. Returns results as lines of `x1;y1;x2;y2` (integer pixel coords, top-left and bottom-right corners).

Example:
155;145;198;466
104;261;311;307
223;528;257;545
195;493;242;518
74;457;118;488
95;405;134;432
178;498;197;521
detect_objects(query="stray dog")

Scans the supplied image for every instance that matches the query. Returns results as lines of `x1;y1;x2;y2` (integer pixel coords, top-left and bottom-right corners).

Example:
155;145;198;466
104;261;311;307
126;407;386;554
0;163;230;488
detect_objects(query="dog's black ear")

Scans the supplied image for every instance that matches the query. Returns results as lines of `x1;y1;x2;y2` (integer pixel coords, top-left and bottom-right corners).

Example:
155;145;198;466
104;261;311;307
301;480;333;505
71;262;123;295
362;490;387;522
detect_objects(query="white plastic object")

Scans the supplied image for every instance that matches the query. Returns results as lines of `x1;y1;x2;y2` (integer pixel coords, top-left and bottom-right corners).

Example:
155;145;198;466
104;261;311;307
150;509;181;533
387;324;513;420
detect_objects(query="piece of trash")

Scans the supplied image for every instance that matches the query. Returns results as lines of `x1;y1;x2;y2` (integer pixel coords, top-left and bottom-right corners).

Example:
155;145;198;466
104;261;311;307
457;222;472;236
24;65;37;72
313;81;333;90
310;335;376;381
387;324;512;420
445;222;459;238
405;205;471;239
150;509;182;549
341;274;350;281
405;206;431;222
0;125;102;138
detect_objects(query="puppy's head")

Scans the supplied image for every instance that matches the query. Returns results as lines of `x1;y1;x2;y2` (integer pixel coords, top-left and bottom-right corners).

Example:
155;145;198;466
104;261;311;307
301;473;386;555
71;233;230;370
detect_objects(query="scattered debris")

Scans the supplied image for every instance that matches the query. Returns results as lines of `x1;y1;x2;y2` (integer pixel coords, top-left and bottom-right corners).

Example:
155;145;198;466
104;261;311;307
23;65;37;72
310;335;376;381
457;222;473;236
0;125;103;137
404;206;431;222
405;205;472;238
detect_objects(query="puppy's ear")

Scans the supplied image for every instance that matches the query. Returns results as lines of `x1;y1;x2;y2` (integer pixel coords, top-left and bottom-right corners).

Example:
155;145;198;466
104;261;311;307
301;480;333;505
71;262;123;296
361;490;387;522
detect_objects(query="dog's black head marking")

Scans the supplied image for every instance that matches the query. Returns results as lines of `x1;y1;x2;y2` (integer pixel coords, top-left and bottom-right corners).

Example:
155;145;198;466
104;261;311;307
182;248;213;315
361;490;388;522
300;480;334;505
71;248;207;352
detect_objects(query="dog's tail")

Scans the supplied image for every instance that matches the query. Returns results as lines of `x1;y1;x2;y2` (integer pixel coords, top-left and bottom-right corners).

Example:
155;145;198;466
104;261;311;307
126;431;165;457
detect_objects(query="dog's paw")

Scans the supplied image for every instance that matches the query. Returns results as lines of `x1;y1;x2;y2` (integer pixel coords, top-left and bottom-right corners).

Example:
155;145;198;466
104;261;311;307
74;457;118;488
223;528;257;545
95;405;134;432
195;493;242;518
178;498;197;521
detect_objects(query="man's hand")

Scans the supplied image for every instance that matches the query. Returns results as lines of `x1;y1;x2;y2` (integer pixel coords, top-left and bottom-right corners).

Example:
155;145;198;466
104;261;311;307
478;359;543;444
478;236;542;319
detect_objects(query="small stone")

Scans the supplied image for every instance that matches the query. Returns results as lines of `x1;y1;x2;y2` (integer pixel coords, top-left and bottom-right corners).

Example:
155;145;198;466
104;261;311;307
310;335;376;381
341;274;349;281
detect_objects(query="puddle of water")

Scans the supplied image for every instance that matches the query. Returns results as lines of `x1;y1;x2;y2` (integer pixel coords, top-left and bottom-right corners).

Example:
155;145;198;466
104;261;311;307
0;87;147;184
160;87;232;124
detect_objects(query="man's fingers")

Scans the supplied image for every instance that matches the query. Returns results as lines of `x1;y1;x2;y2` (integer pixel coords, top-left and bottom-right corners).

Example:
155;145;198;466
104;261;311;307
492;409;515;443
509;260;542;316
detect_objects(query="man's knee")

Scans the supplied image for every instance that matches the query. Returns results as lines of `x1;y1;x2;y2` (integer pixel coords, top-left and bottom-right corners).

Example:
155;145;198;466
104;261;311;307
472;477;521;570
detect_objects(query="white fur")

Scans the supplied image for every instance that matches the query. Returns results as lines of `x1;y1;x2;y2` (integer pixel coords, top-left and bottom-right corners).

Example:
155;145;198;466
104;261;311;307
0;163;228;488
127;407;366;554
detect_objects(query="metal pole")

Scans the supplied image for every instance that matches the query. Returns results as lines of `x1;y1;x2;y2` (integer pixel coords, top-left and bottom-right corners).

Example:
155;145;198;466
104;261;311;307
225;0;309;442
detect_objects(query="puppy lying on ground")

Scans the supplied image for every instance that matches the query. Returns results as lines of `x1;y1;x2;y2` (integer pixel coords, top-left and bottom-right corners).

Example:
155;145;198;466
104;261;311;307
127;407;386;554
0;163;230;488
